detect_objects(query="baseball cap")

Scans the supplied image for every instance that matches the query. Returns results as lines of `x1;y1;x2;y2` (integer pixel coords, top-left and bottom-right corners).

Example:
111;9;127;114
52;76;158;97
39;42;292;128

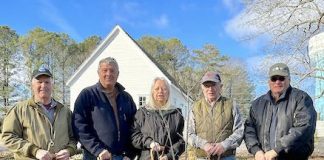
269;63;290;77
32;66;52;79
201;71;221;84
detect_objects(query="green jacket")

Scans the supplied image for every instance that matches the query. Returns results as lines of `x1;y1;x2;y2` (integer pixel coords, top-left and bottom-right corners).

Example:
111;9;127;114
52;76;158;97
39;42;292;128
1;98;77;159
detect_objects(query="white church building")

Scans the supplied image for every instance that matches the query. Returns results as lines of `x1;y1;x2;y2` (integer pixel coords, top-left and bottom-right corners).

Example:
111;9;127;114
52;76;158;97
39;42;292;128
66;25;191;115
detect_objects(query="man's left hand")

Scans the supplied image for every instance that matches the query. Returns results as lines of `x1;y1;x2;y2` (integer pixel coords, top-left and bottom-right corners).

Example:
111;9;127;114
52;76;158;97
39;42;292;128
264;150;277;160
211;143;225;156
55;149;70;160
122;156;130;160
159;155;168;160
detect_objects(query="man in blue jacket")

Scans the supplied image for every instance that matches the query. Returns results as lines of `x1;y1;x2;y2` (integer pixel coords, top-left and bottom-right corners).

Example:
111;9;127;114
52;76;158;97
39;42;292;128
72;57;137;160
244;63;317;160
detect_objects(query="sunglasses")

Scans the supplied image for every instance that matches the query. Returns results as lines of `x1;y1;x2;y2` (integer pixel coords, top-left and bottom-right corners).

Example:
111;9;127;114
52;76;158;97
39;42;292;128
270;76;286;82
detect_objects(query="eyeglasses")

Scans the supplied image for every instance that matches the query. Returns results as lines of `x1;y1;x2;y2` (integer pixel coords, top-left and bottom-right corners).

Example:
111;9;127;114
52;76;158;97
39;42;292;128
203;82;217;88
270;76;285;82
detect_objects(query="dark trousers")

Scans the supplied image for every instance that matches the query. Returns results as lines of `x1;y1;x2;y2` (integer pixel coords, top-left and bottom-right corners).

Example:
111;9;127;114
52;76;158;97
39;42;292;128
83;149;124;160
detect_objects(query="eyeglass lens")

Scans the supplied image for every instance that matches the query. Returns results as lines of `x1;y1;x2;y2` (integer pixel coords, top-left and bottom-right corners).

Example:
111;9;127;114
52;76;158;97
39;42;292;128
271;76;285;82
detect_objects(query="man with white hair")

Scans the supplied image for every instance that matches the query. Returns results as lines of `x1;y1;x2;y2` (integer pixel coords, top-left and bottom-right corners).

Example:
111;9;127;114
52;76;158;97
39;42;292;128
185;71;244;160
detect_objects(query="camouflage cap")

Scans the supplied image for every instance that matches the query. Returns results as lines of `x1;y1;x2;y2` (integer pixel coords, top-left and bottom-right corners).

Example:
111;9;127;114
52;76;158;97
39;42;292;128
269;63;290;77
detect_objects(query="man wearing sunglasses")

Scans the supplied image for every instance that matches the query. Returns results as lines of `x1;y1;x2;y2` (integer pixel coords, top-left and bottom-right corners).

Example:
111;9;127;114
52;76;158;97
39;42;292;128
244;63;317;160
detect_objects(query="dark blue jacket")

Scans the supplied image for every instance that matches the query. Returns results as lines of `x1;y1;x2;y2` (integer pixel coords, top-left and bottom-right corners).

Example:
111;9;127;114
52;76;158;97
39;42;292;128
72;82;137;157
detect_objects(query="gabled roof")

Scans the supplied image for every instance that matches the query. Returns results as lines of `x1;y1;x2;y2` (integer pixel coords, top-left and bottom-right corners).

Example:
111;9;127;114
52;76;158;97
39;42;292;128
122;28;189;96
66;25;122;86
66;25;191;101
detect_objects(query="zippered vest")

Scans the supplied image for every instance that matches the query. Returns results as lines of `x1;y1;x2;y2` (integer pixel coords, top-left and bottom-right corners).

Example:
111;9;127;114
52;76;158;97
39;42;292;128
188;96;235;159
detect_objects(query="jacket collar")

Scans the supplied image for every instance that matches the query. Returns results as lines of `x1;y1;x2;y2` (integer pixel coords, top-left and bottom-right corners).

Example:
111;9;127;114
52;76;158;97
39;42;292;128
27;98;64;109
145;104;175;110
143;105;178;115
264;85;292;103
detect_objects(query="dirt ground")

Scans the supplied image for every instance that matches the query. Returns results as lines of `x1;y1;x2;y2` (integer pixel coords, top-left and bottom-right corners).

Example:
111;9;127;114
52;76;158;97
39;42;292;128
1;138;324;159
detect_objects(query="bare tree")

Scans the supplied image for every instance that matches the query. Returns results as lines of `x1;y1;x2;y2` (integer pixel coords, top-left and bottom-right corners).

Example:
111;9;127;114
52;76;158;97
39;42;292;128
231;0;323;96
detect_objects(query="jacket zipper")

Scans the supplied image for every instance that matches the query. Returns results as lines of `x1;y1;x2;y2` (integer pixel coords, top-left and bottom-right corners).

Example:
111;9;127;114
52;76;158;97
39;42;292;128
37;107;61;150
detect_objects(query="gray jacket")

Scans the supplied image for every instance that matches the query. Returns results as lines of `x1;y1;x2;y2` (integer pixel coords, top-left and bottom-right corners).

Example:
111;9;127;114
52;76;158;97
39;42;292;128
244;86;317;160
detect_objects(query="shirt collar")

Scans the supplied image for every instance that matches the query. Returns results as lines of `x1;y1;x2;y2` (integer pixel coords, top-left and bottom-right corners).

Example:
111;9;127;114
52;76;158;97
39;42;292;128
264;85;292;103
35;98;57;110
205;95;221;106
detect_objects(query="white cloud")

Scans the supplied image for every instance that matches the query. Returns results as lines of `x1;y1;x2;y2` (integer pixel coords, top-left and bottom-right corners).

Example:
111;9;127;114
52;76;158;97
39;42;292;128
222;0;241;14
225;11;259;41
38;0;82;40
109;2;170;30
224;10;271;54
154;14;169;29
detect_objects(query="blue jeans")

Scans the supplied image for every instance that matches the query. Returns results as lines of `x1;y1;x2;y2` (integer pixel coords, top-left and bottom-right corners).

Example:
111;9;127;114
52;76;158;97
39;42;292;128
221;155;235;160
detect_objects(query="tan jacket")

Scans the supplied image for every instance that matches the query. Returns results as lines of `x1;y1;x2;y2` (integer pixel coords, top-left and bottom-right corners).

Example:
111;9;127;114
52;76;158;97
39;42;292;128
1;98;76;159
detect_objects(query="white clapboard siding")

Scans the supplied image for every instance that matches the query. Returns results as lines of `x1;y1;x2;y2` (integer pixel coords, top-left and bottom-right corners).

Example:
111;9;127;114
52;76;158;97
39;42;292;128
67;25;192;115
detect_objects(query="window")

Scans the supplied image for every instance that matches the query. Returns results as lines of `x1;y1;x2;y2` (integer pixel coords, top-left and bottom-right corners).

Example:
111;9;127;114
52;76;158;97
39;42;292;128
139;96;147;107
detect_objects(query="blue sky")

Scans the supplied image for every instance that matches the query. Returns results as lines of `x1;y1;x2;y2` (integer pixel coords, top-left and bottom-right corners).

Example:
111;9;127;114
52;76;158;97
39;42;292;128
0;0;263;60
1;0;277;97
1;0;319;99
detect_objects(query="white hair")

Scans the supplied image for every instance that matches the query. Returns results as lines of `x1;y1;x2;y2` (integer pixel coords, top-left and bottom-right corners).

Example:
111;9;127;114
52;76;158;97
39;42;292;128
147;77;171;109
98;57;119;72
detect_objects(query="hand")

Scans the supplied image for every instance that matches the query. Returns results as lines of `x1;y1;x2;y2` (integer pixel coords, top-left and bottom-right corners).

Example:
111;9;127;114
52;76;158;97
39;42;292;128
211;143;225;156
97;149;111;160
122;156;130;160
159;155;168;160
264;150;278;160
150;141;165;152
202;143;213;156
35;149;55;160
55;149;70;160
255;150;265;160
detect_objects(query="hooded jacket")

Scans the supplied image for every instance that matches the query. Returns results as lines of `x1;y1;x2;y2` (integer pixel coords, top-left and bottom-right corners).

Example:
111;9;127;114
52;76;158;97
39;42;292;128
1;98;76;159
131;105;185;160
244;86;317;160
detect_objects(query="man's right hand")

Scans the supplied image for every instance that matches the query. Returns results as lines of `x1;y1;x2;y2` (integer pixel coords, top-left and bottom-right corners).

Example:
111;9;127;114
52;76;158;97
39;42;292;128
150;141;165;152
35;149;55;160
98;149;111;160
255;150;266;160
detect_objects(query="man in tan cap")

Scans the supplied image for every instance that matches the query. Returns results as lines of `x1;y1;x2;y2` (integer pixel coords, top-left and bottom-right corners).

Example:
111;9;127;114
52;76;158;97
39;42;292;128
244;63;317;160
184;71;244;160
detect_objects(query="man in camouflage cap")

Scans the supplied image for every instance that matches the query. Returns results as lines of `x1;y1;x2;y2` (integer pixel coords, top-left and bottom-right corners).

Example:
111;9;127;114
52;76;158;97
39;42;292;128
244;63;317;160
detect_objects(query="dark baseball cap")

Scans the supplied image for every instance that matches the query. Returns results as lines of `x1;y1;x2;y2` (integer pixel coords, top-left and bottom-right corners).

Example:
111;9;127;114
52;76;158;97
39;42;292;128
201;71;221;84
32;66;52;79
269;63;290;77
